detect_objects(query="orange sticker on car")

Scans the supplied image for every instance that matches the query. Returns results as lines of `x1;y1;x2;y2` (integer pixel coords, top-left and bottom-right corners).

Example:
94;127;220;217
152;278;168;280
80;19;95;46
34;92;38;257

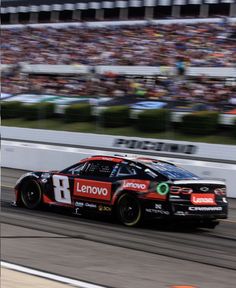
191;193;216;206
74;179;112;201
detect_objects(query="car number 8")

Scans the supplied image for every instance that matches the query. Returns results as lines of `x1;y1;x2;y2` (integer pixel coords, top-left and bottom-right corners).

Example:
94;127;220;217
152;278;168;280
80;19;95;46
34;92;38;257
52;175;72;204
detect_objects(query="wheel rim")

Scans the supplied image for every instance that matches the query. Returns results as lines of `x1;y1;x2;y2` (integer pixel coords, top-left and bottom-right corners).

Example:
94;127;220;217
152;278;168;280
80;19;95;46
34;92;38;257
118;195;141;226
21;181;41;209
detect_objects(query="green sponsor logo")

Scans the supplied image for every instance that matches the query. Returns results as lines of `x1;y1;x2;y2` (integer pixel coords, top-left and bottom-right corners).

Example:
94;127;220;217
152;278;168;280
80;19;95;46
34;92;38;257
156;182;169;195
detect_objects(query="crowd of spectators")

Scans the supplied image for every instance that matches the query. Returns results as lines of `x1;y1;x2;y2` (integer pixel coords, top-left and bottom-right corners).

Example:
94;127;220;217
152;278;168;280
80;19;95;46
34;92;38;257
2;72;235;109
2;21;236;67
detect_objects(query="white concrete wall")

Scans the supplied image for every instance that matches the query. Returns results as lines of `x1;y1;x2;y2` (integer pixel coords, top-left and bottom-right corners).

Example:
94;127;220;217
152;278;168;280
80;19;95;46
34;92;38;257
2;64;236;77
2;127;236;161
2;140;236;198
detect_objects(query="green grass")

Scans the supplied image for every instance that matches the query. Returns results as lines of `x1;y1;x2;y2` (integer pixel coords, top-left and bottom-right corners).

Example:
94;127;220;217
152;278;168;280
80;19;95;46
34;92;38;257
2;118;236;145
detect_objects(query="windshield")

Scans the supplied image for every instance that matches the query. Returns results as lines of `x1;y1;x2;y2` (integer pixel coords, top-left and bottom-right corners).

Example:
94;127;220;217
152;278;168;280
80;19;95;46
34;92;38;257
146;162;199;180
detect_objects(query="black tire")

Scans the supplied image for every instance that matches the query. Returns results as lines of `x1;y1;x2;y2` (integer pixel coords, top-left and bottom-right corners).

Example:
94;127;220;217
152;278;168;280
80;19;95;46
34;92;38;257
20;180;42;209
116;194;142;227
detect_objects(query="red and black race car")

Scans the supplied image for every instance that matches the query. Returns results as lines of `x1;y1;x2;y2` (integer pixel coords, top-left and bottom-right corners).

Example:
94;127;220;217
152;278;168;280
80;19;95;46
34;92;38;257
14;155;228;228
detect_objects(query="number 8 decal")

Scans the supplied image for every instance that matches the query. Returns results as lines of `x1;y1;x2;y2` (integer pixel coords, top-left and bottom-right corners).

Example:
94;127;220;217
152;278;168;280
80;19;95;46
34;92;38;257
52;175;72;204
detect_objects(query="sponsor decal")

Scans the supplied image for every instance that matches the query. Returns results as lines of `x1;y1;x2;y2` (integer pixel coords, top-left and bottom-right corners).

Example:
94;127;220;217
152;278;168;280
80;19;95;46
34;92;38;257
113;138;197;155
191;193;216;206
155;204;162;209
123;180;150;192
85;203;97;208
75;201;84;207
156;182;169;195
41;173;50;182
74;179;111;201
188;207;223;212
200;186;209;192
98;205;112;212
174;211;187;216
74;208;81;215
145;209;170;215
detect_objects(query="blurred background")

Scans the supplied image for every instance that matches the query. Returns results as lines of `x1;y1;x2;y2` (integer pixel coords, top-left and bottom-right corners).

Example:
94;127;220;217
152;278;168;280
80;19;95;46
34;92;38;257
1;2;236;288
1;0;236;143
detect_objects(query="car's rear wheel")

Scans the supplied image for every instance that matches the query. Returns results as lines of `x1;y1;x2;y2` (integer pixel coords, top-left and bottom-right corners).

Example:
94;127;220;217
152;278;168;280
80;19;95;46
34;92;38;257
116;194;142;227
20;180;42;209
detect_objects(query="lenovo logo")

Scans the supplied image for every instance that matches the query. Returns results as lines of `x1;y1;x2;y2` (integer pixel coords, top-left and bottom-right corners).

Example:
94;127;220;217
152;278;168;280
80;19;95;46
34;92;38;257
123;180;149;192
191;193;216;206
74;179;111;201
77;184;108;196
124;183;146;190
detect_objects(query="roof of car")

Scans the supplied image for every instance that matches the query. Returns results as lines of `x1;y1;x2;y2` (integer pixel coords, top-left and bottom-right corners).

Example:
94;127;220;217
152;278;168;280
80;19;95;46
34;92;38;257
135;157;175;166
82;155;174;166
81;155;124;163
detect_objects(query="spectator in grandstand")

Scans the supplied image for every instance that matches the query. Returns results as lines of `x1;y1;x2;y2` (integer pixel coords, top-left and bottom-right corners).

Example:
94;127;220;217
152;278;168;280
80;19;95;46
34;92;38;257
175;57;186;76
2;72;235;112
1;22;236;67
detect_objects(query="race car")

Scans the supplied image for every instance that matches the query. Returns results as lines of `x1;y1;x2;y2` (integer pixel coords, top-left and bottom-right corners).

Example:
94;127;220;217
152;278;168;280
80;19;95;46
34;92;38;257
14;155;228;228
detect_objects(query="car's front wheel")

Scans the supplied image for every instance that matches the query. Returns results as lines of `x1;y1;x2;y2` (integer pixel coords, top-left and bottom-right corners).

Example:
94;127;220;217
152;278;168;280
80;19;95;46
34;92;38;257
20;180;42;209
116;194;142;227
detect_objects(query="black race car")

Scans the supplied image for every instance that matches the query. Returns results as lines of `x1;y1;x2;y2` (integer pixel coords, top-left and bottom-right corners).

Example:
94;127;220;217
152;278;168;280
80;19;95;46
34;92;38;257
14;155;228;228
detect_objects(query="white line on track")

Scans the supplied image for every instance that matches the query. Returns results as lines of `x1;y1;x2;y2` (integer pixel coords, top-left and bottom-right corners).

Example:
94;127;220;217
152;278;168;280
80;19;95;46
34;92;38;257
1;261;107;288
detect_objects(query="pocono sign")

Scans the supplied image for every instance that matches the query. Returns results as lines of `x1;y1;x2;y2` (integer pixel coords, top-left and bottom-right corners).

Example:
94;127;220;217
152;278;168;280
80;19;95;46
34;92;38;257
113;138;197;155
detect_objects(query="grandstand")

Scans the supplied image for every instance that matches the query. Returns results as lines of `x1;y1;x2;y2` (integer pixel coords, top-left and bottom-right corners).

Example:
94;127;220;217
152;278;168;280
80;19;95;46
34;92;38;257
1;0;236;114
2;20;236;67
1;0;236;24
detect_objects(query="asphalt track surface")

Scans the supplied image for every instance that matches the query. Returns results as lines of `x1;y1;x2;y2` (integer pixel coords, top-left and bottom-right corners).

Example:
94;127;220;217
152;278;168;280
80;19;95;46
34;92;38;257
1;168;236;288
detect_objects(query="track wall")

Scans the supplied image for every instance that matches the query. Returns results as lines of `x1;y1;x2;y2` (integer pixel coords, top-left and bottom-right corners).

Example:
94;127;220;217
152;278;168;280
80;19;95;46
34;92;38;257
2;127;236;198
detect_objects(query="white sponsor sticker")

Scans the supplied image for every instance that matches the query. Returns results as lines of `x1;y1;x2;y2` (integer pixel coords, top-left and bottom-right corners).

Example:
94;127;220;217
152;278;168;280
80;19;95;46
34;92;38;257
76;183;108;196
188;207;223;211
123;182;147;190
